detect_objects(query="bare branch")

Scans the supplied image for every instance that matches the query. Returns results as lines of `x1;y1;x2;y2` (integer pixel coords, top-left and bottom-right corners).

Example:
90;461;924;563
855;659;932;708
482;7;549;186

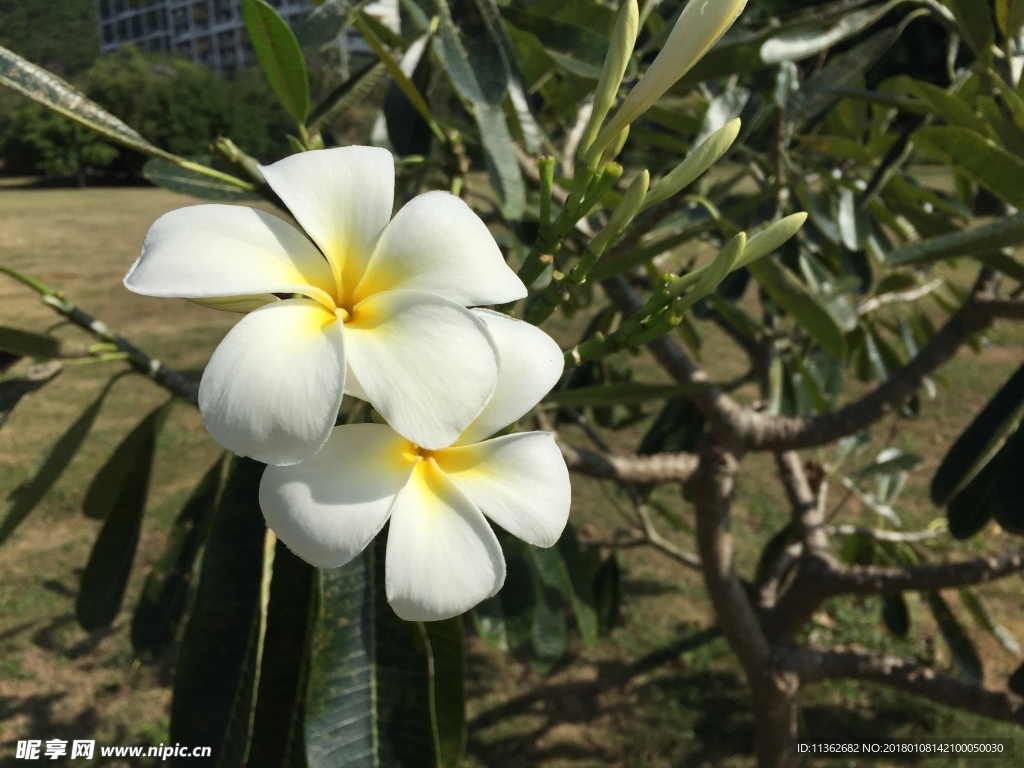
975;298;1024;320
825;524;945;543
731;299;998;451
786;648;1024;726
635;503;702;569
775;452;829;554
823;550;1024;594
557;439;700;483
856;279;943;316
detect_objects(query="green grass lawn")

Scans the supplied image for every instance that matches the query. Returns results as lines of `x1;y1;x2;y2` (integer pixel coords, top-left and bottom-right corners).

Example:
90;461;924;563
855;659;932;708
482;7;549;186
0;183;1021;767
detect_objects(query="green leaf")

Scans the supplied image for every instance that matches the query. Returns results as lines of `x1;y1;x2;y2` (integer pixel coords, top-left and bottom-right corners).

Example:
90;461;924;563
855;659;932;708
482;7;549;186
754;523;796;583
991;426;1024;535
249;541;320;768
946;459;997;540
0;326;59;358
131;457;225;657
424;619;467;768
760;2;899;64
434;0;508;104
881;593;910;637
475;101;526;219
76;401;172;632
931;363;1024;506
887;211;1024;267
499;534;566;667
788;22;910;124
307;59;388;130
531;539;598;648
0;380;115;546
592;551;621;632
996;0;1024;36
471;596;509;651
912;126;1024;209
384;34;434;157
294;0;351;48
556;524;600;647
749;257;848;360
852;450;923;479
0;44;161;157
83;401;173;521
503;8;609;79
925;591;983;683
170;457;272;767
142;158;259;202
242;0;311;124
305;534;437;767
943;0;994;61
959;588;1020;655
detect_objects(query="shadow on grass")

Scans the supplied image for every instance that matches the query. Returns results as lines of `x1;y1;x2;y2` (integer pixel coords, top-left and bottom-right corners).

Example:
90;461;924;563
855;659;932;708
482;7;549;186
466;626;956;767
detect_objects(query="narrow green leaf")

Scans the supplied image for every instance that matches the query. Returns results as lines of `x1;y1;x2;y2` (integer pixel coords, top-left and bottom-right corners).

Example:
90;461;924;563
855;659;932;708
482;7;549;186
593;551;621;632
424;618;467;768
434;0;509;105
556;524;600;647
789;21;911;124
0;44;160;156
943;0;994;61
996;0;1024;36
913;126;1024;209
0;326;59;358
0;380;115;546
760;2;899;63
471;596;509;651
931;363;1024;506
242;0;311;124
888;211;1024;267
475;101;526;219
384;34;433;157
852;450;923;478
83;401;173;521
754;523;796;583
991;426;1024;535
76;401;172;632
926;591;983;683
749;257;848;360
959;588;1021;655
143;158;259;202
131;456;225;657
170;457;272;767
249;541;320;768
531;540;597;648
305;535;436;768
881;593;910;637
946;459;997;540
308;59;388;130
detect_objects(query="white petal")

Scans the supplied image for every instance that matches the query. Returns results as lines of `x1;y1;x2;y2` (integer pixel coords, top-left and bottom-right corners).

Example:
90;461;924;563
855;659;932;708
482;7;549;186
460;309;564;444
354;191;526;307
438;432;570;547
259;424;415;568
261;147;395;298
125;204;335;307
198;298;346;465
344;290;499;450
385;459;505;620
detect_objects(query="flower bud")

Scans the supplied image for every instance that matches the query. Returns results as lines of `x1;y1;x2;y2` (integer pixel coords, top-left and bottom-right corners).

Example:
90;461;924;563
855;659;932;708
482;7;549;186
579;0;640;165
642;118;740;211
591;169;650;254
594;0;748;153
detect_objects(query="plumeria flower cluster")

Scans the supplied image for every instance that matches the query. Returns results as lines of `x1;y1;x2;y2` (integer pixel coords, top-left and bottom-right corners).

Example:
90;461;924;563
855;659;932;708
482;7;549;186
126;146;571;621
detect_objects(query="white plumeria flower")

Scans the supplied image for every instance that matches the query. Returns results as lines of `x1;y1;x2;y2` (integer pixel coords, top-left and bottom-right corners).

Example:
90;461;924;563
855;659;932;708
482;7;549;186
125;146;526;465
595;0;748;151
259;311;570;621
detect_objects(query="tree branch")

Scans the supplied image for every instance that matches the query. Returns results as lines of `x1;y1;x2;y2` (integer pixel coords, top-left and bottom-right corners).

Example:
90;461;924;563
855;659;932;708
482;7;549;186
786;648;1024;726
822;550;1024;594
731;298;1000;451
556;439;700;484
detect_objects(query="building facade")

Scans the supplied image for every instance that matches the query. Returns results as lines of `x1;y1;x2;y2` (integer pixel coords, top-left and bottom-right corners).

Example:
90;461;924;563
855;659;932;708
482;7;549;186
94;0;315;72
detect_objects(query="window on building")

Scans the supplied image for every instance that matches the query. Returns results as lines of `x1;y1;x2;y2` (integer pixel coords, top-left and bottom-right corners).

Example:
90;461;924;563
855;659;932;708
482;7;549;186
214;0;232;21
114;0;126;14
172;7;188;32
117;18;129;39
175;40;192;58
131;13;144;36
99;0;111;18
192;1;209;29
196;35;213;64
102;24;115;43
